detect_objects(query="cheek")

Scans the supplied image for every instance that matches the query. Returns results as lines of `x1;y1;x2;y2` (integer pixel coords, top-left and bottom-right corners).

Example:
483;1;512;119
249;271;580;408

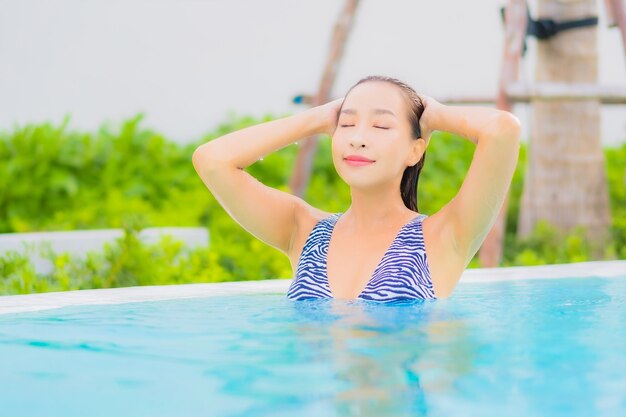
331;133;347;156
381;138;412;169
330;136;343;169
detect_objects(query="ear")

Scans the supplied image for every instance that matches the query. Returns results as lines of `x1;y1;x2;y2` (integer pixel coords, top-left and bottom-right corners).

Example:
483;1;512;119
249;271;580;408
406;138;426;167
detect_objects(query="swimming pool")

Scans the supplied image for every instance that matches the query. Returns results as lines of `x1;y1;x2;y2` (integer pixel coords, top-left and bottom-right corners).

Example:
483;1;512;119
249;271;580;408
1;261;625;417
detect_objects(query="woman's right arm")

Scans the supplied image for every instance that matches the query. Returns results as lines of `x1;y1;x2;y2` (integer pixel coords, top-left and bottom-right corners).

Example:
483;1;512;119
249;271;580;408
192;99;342;255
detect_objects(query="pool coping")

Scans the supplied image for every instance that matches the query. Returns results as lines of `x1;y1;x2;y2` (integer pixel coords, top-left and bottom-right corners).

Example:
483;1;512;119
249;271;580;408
0;260;624;315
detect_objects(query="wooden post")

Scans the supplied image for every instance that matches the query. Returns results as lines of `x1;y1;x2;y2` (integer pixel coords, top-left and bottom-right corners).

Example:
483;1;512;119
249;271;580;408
479;0;527;268
605;0;626;68
518;0;612;257
604;0;617;26
288;0;360;197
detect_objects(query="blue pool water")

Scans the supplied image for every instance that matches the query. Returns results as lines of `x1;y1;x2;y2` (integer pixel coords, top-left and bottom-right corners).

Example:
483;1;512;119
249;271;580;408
1;276;625;417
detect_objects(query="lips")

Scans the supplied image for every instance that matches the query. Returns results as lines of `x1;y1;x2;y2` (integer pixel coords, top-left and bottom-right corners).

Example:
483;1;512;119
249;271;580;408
344;155;375;162
344;155;375;167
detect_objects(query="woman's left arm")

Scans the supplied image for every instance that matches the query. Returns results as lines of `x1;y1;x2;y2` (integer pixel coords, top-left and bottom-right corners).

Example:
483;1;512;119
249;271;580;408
420;97;522;265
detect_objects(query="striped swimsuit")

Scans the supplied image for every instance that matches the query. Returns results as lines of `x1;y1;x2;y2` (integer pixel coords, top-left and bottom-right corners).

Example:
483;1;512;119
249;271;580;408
287;213;437;302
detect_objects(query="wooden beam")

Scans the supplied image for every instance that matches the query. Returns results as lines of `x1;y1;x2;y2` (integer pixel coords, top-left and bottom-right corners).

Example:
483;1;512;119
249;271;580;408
438;83;626;104
288;0;360;197
507;82;626;103
436;96;501;105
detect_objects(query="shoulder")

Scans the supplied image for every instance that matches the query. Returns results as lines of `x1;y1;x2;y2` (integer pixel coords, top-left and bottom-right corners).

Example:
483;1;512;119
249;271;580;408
294;199;335;227
287;200;335;260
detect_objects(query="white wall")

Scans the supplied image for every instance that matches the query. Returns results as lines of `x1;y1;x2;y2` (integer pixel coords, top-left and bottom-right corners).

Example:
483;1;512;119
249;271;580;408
1;0;624;144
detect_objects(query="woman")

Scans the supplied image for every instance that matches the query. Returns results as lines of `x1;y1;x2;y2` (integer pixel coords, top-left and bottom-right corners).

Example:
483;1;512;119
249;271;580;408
192;75;521;302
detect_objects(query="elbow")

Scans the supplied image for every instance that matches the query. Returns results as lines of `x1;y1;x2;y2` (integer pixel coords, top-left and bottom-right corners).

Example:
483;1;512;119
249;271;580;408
192;144;212;175
192;143;231;176
483;112;522;144
496;112;522;142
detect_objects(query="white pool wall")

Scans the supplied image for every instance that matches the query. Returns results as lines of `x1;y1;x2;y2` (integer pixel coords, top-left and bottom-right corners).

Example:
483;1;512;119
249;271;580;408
0;260;624;315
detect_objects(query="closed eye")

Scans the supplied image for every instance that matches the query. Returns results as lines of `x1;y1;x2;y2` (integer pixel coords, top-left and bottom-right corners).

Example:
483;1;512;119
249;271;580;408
340;125;389;130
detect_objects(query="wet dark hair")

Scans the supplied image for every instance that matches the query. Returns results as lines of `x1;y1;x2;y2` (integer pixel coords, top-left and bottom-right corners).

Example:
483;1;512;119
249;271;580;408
339;75;426;212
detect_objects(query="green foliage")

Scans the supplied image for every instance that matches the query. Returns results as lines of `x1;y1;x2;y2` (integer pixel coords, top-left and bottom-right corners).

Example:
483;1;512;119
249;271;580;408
419;132;478;215
0;114;194;231
503;221;594;266
0;250;42;294
0;113;624;295
0;230;232;295
605;143;626;259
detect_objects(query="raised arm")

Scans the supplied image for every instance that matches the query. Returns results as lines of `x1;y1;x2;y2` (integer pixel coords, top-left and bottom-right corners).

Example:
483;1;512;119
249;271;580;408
420;97;521;267
192;99;343;255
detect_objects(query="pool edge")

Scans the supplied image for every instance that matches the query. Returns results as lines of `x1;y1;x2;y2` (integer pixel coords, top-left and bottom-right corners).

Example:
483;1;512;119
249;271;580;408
1;260;624;315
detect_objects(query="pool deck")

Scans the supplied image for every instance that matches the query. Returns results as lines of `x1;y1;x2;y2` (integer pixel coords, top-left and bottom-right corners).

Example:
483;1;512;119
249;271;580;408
0;260;624;315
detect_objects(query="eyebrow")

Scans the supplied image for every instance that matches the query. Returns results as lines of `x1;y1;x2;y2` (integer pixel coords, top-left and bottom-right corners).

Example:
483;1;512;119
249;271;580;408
340;108;397;117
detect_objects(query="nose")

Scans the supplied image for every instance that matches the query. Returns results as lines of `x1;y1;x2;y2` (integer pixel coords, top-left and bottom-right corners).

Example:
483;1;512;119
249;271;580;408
349;134;366;148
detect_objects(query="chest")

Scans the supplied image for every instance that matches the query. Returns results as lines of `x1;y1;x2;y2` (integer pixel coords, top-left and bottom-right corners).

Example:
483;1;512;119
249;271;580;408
290;213;461;300
325;230;400;299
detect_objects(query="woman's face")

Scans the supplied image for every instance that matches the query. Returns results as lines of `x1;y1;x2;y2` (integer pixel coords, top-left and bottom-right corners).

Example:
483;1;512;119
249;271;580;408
332;81;423;189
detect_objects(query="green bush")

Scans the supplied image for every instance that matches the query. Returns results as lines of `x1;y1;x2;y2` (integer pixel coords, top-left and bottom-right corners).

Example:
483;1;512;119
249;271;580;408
605;143;626;258
0;229;232;295
0;113;624;295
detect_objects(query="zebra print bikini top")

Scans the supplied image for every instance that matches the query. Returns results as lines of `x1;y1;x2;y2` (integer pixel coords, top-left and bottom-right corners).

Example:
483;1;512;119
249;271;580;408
287;213;437;302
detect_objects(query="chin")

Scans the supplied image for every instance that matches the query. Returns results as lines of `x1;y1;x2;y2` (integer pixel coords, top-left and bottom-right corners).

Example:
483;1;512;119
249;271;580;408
336;169;383;190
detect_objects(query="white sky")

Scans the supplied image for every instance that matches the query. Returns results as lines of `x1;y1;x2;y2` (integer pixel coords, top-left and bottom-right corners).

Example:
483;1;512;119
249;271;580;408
1;0;624;144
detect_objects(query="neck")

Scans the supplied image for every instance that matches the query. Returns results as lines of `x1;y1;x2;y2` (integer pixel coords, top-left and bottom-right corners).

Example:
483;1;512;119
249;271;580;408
343;182;414;232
